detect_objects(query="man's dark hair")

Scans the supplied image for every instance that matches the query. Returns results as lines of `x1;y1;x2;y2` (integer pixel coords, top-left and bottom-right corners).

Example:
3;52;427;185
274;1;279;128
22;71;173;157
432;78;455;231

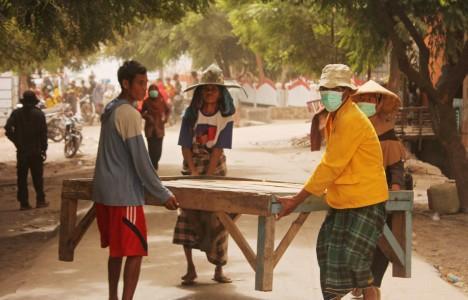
117;60;147;89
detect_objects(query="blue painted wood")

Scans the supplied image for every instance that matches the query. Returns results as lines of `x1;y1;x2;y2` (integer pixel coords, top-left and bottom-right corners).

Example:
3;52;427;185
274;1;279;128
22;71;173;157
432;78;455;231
404;210;412;277
255;215;275;291
385;201;412;211
270;190;413;278
270;191;413;214
383;224;405;266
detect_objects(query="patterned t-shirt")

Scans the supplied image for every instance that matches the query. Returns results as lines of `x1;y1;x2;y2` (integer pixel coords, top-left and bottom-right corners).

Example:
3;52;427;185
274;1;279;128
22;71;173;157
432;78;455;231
178;110;233;149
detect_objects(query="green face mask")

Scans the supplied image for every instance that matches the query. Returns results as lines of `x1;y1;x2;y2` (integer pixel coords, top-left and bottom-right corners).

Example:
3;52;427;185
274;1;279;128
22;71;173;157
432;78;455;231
320;91;343;112
149;90;159;98
357;102;377;117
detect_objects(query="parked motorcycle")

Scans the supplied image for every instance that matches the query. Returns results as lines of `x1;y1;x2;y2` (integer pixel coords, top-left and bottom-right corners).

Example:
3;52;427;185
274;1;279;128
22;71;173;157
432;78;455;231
64;114;83;158
44;104;66;142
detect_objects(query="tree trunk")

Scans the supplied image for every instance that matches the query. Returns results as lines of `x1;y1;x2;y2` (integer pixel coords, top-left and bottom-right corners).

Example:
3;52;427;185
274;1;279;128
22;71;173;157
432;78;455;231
430;96;468;212
387;47;401;93
255;53;265;83
18;73;29;96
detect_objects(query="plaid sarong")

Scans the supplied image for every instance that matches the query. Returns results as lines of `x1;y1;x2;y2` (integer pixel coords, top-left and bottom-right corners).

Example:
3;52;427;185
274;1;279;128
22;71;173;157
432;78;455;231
317;202;386;300
173;144;230;266
181;144;227;176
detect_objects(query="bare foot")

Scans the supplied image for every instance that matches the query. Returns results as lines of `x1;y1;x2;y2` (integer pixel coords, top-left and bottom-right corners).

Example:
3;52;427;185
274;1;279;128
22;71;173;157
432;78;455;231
213;266;232;283
352;288;363;298
363;286;380;300
181;266;197;283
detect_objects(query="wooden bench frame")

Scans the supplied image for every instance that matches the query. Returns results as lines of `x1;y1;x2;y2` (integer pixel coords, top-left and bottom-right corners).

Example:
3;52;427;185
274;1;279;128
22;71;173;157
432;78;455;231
59;176;413;291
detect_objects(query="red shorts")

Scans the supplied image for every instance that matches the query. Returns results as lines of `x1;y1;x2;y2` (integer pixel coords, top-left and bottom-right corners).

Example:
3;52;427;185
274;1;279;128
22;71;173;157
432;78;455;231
96;204;148;257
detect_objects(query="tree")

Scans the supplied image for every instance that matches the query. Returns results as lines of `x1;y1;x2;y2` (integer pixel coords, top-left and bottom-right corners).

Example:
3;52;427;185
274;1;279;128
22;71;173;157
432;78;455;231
304;0;468;211
0;0;212;71
225;0;348;79
106;5;256;77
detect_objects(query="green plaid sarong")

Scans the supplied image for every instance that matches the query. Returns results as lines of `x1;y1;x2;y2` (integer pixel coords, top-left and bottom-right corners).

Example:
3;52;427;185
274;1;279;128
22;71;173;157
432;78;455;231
317;202;386;300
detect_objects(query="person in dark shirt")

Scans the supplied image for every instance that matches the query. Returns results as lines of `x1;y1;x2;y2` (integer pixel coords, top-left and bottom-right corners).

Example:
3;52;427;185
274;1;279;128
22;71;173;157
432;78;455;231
5;91;48;210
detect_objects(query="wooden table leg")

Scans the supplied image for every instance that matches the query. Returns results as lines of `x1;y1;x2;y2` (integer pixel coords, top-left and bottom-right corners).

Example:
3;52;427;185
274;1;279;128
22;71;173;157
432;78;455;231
59;197;78;262
391;211;412;277
255;215;275;291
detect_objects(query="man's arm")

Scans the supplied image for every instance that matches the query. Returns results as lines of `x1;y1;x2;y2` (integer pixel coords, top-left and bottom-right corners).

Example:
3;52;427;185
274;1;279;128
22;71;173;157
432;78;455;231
4;111;18;147
206;147;223;175
39;112;48;152
182;146;198;175
303;115;367;196
115;105;173;203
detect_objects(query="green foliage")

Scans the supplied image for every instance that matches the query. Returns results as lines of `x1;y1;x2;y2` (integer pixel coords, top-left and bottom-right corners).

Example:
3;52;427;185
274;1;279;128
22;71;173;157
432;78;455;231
106;5;256;77
0;0;212;71
310;0;468;78
225;0;348;77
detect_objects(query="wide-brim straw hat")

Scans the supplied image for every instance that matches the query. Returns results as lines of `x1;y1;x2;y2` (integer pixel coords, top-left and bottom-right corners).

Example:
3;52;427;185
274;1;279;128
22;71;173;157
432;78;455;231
318;64;357;90
352;80;401;114
183;63;242;92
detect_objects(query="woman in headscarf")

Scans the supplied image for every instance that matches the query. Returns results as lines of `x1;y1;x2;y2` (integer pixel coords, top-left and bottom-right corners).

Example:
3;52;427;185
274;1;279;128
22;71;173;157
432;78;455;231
173;64;240;285
350;80;407;298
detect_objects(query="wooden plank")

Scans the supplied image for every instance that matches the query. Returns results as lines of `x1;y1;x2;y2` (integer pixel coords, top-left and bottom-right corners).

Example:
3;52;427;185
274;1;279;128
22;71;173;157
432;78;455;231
216;212;257;271
255;215;275;291
378;224;405;267
68;204;96;251
62;179;273;216
59;197;78;262
270;194;328;214
273;213;310;267
62;179;93;200
148;188;272;216
391;211;412;277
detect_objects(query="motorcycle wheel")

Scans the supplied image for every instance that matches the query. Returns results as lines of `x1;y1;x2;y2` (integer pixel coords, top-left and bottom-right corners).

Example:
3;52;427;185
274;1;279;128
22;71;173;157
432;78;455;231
64;138;78;158
48;127;65;142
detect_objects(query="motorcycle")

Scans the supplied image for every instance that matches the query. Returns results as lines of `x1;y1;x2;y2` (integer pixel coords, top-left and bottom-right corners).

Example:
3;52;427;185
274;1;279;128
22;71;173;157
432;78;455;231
44;104;66;142
64;114;83;158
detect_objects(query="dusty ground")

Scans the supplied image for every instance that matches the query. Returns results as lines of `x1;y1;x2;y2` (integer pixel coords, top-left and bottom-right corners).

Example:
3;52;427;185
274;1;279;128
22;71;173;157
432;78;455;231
0;121;467;298
413;203;468;292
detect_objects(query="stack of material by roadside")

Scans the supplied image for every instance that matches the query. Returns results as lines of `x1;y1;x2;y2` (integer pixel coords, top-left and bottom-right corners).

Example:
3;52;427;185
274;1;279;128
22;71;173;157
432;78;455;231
427;180;460;214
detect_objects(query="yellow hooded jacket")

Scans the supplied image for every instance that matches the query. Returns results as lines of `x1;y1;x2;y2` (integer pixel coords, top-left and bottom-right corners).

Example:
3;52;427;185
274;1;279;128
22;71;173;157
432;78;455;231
304;98;388;209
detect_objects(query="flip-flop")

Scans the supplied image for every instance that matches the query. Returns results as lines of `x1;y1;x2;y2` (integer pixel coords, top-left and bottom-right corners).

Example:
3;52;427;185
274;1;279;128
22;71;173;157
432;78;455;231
212;275;232;283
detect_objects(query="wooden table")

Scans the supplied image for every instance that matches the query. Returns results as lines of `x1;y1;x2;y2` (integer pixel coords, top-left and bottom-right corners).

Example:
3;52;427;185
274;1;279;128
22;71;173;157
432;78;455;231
58;176;413;291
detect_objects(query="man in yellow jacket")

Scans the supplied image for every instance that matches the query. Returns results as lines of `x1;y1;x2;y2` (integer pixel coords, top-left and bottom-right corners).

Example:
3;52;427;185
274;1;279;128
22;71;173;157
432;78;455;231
278;64;388;300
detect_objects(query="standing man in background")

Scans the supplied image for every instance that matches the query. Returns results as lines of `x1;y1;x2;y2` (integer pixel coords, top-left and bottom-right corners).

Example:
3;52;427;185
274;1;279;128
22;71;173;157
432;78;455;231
5;91;48;210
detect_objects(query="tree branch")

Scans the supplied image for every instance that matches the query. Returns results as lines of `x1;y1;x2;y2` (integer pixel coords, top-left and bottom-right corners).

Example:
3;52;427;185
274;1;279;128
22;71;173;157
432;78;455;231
437;41;468;100
375;0;437;101
388;1;430;80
